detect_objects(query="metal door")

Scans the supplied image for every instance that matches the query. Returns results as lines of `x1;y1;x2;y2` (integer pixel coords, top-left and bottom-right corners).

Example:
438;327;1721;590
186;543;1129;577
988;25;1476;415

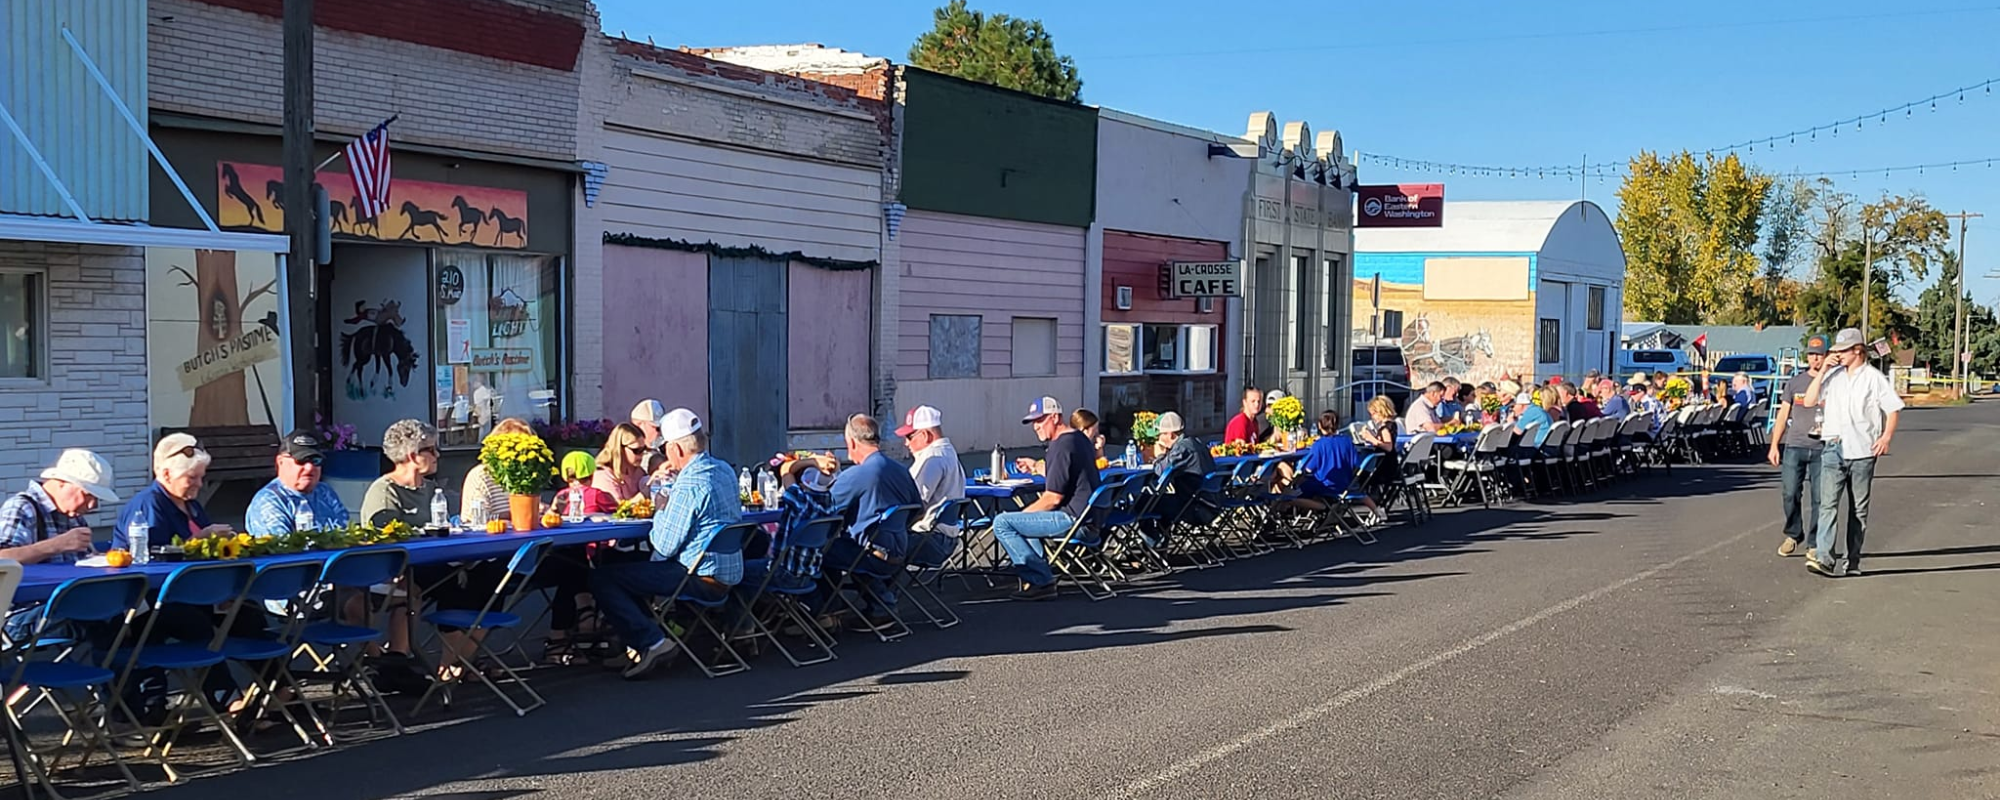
707;255;787;470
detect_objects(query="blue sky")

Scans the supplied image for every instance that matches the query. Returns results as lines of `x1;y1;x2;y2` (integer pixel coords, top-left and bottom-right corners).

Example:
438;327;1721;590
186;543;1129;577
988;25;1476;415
599;0;2000;310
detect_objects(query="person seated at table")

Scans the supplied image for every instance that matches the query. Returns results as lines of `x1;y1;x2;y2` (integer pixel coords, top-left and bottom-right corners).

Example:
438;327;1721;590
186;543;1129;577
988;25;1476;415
356;420;452;678
1596;379;1631;420
113;433;234;551
1448;383;1477;424
1730;372;1757;407
628;399;672;477
1147;411;1215;532
810;414;923;632
1070;408;1108;463
1438;378;1465;420
1223;387;1275;446
898;405;964;569
992;397;1099;601
593;422;653;503
246;430;351;536
1558;382;1597;421
1287;411;1383;524
461;418;538;524
528;451;618;666
554;451;619;517
1356;395;1400;455
0;449;116;566
590;408;742;679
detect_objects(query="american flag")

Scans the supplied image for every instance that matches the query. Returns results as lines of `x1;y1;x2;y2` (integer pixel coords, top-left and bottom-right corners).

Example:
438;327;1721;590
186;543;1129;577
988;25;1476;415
345;118;394;220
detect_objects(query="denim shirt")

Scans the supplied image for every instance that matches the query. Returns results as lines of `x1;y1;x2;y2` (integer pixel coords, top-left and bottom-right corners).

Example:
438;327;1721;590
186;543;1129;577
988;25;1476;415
245;479;352;536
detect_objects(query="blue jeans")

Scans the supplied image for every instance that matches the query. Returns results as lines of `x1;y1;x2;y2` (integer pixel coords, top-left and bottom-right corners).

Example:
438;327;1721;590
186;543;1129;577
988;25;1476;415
589;558;718;650
991;511;1075;587
1812;441;1874;567
907;530;957;568
1779;444;1822;542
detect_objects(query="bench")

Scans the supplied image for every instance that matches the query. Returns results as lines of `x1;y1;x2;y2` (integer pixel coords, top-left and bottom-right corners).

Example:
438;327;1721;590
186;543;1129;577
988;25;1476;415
161;425;280;489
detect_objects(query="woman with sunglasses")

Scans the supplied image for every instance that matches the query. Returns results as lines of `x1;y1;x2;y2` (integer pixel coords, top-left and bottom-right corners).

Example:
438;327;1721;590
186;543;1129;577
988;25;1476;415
113;432;235;551
592;422;653;502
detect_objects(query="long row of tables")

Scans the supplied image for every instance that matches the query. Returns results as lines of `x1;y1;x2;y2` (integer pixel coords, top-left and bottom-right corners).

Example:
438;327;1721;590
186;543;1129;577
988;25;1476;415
18;432;1486;603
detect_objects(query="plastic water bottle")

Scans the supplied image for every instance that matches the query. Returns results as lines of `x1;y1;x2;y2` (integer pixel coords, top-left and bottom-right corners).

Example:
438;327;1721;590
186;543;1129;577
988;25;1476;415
295;503;317;532
759;469;780;510
565;487;585;521
990;445;1004;481
1124;440;1140;468
429;488;449;529
130;522;150;565
738;467;753;504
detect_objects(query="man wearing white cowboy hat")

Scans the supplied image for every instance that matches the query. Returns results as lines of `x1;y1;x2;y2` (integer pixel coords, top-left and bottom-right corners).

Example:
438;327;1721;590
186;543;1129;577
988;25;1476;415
0;449;119;565
1801;327;1903;577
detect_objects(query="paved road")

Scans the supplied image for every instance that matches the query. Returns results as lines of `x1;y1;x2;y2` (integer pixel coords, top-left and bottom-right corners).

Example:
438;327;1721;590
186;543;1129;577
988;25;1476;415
142;401;2000;799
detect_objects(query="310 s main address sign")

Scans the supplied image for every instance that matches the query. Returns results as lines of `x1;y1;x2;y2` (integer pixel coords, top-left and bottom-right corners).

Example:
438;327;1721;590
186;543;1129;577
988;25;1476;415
1167;261;1242;298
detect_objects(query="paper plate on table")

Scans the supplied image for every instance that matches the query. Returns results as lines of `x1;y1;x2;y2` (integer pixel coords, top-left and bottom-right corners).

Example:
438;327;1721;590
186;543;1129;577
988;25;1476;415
76;555;111;567
995;478;1034;487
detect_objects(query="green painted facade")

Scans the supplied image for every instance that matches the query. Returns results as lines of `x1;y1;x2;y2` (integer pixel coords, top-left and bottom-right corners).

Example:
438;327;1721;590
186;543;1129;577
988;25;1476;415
898;68;1097;228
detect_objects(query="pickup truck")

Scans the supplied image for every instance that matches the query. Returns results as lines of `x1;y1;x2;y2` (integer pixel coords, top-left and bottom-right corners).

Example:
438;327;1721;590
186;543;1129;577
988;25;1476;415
1708;353;1780;401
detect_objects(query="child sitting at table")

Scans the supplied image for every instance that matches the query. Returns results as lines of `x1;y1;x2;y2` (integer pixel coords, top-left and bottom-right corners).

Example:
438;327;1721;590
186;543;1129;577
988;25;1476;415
553;451;619;517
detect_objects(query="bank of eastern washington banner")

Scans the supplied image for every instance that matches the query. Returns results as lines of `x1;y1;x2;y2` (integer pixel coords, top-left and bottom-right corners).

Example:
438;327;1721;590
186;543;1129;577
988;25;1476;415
216;162;529;249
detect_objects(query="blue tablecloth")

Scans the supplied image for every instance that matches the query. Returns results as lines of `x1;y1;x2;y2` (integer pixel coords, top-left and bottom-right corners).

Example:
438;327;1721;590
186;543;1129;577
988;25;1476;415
16;509;786;604
1399;432;1479;448
965;452;1295;498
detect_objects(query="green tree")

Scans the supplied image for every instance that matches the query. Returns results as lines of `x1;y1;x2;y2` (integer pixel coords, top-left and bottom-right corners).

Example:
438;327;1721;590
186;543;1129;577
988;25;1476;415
909;0;1083;102
1794;189;1950;340
1615;151;1774;324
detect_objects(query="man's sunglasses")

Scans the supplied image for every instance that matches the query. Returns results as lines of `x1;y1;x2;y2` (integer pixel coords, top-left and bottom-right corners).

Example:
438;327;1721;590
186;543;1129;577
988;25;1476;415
173;445;206;458
289;454;324;466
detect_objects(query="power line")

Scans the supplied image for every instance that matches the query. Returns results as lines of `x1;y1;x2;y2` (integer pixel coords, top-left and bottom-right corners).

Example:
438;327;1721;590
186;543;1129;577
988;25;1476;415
1357;76;1995;179
1086;6;2000;61
1357;155;2000;181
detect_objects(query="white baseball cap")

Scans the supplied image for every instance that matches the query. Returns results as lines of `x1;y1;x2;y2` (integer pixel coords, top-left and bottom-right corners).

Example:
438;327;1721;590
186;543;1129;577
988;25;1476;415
40;448;120;503
631;399;666;426
1156;411;1186;433
660;408;702;443
895;405;942;438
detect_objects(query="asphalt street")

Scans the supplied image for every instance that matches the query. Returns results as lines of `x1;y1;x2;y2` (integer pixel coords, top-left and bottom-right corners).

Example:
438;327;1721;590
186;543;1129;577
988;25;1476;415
126;400;2000;799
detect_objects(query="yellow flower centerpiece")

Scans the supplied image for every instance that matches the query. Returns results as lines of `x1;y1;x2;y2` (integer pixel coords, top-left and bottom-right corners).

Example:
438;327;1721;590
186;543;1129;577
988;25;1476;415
1267;395;1306;449
613;495;655;520
480;431;557;532
1661;376;1692;408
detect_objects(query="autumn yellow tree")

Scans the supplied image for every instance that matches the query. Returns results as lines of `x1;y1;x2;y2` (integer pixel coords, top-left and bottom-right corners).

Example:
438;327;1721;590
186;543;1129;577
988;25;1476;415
1615;151;1774;324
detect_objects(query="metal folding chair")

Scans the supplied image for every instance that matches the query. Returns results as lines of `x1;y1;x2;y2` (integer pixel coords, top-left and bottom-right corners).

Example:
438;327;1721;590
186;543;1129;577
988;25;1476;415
111;561;257;783
3;573;147;799
739;515;841;667
298;547;411;741
414;538;554;717
652;522;758;678
222;560;326;756
824;505;923;643
902;499;969;629
1042;484;1122;601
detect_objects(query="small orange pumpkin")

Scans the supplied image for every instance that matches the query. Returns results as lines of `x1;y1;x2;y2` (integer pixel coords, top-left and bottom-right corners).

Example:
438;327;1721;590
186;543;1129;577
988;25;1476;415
484;519;508;535
104;549;133;568
540;512;562;529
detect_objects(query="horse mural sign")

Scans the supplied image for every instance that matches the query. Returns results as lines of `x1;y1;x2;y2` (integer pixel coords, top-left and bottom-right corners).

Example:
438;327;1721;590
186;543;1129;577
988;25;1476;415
216;162;529;249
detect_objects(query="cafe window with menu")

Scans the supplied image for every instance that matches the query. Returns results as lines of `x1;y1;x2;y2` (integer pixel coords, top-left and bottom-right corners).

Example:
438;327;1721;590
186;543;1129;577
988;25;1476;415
432;252;563;448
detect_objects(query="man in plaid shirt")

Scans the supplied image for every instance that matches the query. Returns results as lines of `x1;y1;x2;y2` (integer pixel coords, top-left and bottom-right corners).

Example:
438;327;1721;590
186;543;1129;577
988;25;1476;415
589;409;742;679
0;449;120;566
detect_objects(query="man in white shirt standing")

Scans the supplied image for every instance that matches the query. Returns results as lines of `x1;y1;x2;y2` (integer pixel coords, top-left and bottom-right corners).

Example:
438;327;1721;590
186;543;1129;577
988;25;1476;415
1801;328;1903;578
897;405;964;567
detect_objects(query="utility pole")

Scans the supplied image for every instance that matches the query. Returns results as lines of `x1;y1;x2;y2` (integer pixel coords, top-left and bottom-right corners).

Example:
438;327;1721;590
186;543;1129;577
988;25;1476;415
1861;220;1873;347
282;0;316;429
1940;211;1983;393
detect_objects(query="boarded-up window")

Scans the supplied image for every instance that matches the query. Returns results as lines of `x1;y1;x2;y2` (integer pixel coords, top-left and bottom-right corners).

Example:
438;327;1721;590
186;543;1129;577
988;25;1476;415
0;271;41;379
1012;316;1057;377
929;314;981;379
1538;318;1562;364
1423;257;1531;301
1587;286;1606;330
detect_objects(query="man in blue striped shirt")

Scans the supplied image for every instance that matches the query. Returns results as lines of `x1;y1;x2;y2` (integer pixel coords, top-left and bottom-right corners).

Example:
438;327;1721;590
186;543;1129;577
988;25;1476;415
245;431;351;535
590;409;743;678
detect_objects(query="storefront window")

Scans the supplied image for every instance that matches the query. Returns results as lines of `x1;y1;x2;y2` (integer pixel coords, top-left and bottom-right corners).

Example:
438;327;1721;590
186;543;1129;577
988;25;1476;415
1144;324;1218;373
433;252;563;447
1102;323;1140;375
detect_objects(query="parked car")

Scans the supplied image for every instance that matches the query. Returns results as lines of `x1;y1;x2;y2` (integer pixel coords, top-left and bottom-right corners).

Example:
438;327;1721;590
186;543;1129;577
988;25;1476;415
1351;346;1411;416
1709;353;1780;401
1615;348;1688;378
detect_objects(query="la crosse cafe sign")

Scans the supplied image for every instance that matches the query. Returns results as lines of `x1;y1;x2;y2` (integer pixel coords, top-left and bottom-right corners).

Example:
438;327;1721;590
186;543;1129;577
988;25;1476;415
1167;261;1241;297
1354;183;1444;228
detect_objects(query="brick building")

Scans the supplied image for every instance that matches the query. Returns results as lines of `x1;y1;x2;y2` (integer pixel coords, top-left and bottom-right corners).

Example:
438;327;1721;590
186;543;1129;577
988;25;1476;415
144;0;592;464
1;0;286;508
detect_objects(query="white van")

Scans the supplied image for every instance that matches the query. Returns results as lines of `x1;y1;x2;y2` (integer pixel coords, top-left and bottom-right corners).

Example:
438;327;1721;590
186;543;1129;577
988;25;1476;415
1615;348;1688;377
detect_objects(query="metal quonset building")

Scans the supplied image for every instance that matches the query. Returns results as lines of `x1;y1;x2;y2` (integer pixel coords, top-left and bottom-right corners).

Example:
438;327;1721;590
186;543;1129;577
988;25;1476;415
1352;199;1626;388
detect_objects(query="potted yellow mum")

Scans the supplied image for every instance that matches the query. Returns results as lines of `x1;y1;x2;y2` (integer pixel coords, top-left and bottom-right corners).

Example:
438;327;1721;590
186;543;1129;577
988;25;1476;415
479;431;558;532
